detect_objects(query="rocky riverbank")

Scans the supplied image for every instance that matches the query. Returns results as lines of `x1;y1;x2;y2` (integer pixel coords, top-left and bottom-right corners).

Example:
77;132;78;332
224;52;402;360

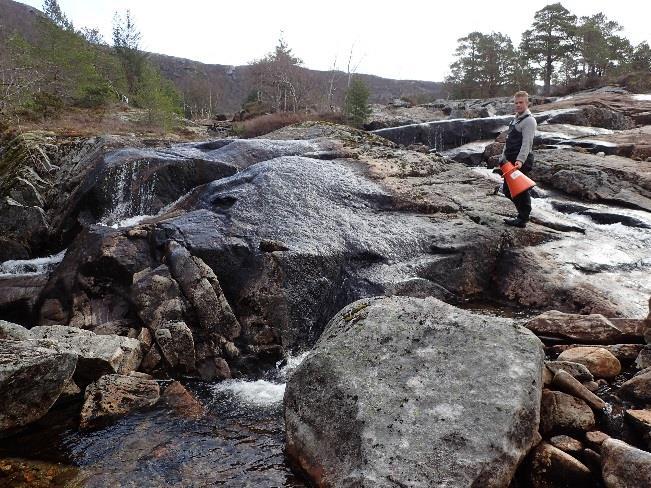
1;87;650;486
284;297;651;487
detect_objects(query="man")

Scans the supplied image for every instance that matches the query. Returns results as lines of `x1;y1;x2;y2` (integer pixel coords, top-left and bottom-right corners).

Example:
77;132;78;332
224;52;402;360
499;91;537;228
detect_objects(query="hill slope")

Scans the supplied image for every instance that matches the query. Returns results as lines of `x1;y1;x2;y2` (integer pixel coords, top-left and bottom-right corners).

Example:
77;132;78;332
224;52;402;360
0;0;445;113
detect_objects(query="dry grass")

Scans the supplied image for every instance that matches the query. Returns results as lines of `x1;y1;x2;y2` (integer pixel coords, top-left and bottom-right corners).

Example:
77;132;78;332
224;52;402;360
4;104;210;141
3;107;352;141
234;111;346;138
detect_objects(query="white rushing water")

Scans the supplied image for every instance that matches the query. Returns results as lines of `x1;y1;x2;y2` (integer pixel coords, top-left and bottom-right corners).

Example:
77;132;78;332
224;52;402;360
472;166;651;315
105;214;157;229
98;160;161;227
0;249;67;277
211;351;311;406
632;94;651;101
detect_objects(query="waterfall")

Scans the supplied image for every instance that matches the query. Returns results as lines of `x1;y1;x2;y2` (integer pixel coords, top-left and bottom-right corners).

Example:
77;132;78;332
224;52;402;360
0;249;67;276
99;160;159;227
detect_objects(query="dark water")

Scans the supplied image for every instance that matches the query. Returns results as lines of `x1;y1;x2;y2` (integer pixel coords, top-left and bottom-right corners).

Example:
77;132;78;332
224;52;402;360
0;378;308;487
457;298;541;320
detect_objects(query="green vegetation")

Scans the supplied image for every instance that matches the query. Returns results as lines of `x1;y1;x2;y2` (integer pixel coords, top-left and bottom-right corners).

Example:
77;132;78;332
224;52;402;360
447;32;535;98
0;1;181;129
446;2;651;97
344;78;371;128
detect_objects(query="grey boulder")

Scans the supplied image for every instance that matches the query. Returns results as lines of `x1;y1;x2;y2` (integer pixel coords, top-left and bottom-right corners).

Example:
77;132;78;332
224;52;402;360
0;339;77;431
284;296;544;487
29;325;142;384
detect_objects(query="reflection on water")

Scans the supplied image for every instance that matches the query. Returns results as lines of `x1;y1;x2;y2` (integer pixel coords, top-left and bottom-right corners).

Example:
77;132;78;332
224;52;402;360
0;358;310;487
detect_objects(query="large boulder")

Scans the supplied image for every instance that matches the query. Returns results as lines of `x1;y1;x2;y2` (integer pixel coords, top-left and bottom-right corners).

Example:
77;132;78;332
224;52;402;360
284;296;544;487
37;226;156;328
601;438;651;488
0;339;77;431
29;325;141;384
79;373;160;429
524;310;642;344
154;150;512;351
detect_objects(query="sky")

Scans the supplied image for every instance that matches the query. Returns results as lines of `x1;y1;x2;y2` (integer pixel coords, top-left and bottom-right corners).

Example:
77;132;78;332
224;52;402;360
17;0;651;82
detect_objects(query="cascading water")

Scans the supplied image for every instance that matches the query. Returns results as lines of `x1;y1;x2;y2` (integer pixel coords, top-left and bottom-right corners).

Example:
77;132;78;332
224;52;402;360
474;165;651;318
0;353;311;487
0;249;66;277
99;160;159;227
425;125;445;152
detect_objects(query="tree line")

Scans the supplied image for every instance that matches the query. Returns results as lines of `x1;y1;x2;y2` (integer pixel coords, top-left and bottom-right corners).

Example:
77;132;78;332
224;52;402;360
0;1;372;128
445;2;651;98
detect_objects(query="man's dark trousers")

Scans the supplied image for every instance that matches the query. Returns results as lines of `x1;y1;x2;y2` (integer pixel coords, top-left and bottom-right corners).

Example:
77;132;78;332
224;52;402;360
502;155;533;221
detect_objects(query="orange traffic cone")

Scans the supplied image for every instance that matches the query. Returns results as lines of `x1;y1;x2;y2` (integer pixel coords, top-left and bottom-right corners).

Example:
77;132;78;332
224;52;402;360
500;161;536;198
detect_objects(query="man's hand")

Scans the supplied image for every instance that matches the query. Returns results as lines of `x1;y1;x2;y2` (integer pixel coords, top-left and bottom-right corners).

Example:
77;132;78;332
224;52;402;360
515;160;523;169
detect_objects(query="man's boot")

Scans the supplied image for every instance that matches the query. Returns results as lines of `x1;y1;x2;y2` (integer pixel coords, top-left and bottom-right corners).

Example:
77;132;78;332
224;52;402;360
503;217;527;228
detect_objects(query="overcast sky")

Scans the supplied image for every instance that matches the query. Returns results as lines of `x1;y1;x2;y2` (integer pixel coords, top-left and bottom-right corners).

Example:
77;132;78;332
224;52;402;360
18;0;651;82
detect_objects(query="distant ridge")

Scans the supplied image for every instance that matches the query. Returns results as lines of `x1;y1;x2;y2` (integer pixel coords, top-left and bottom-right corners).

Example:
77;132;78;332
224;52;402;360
0;0;445;113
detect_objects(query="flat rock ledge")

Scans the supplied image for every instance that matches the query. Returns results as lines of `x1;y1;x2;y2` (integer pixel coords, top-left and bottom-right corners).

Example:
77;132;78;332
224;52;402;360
284;296;545;487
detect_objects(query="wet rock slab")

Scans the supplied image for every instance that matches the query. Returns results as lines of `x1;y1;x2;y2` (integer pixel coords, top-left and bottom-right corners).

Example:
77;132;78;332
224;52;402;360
284;296;544;487
530;148;651;212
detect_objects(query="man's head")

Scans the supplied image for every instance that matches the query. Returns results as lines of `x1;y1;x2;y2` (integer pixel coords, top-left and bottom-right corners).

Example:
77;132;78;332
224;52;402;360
513;91;529;115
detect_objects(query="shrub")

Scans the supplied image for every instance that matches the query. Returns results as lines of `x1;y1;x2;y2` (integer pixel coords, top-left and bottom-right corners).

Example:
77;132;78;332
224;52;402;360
344;78;371;128
75;83;114;108
22;92;64;120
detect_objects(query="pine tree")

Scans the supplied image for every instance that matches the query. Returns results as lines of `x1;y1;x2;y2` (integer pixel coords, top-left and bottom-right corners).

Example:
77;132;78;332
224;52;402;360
42;0;73;31
344;77;371;127
631;42;651;71
520;3;577;95
576;13;630;79
112;10;146;96
446;32;483;98
445;32;530;98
